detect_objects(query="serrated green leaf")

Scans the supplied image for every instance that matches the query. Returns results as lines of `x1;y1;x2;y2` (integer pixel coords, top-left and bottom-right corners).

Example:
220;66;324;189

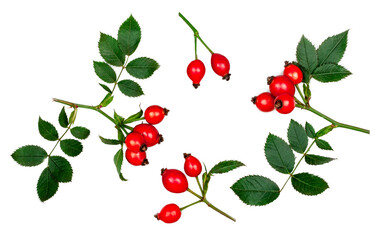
118;15;141;56
123;108;143;124
305;122;316;138
37;167;59;202
99;83;112;93
70;126;90;140
38;117;59;141
264;134;295;174
297;64;311;83
305;154;336;165
114;148;127;181
126;57;159;79
118;80;144;97
316;139;333;150
99;136;121;145
231;175;280;206
296;35;318;73
291;172;329;196
288;119;308;154
59;107;68;128
11;145;47;167
99;93;114;108
312;63;351;82
48;156;73;182
98;33;125;67
317;30;348;65
209;160;245;175
93;61;117;83
60;139;83;157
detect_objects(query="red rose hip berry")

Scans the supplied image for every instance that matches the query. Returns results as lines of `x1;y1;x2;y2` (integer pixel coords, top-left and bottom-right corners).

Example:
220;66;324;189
252;92;275;112
283;62;303;84
133;123;162;147
145;105;169;125
161;168;188;193
187;59;206;89
183;153;202;177
274;93;295;114
125;149;148;166
155;203;181;224
211;53;231;80
268;75;295;97
125;132;147;152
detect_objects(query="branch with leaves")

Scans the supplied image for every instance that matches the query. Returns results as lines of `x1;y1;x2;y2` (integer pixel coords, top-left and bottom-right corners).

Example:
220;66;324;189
11;15;159;202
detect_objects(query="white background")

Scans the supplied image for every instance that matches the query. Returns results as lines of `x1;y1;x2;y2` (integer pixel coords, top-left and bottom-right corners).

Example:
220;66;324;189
1;0;389;239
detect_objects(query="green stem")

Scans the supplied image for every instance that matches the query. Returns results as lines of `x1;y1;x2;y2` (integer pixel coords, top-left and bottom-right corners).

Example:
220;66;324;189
194;35;198;59
110;56;130;96
295;84;306;104
180;200;202;211
48;123;72;157
196;176;203;195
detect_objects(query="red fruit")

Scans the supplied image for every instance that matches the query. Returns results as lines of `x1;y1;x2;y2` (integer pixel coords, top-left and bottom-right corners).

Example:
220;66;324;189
155;203;181;224
133;123;162;147
125;132;147;152
274;93;295;114
211;53;230;80
252;92;275;112
268;75;295;97
183;153;202;177
187;59;206;88
145;105;169;125
161;168;188;193
125;149;148;166
284;62;303;85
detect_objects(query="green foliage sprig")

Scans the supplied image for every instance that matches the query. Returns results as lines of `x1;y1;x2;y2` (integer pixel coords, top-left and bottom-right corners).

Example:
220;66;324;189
11;15;159;202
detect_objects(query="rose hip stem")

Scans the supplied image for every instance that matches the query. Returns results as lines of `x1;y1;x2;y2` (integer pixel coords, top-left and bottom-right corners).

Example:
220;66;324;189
178;12;214;55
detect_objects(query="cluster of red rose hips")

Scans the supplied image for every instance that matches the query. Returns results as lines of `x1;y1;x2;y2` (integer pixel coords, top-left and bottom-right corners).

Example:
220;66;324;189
252;62;303;114
124;105;168;166
155;153;202;223
187;53;231;88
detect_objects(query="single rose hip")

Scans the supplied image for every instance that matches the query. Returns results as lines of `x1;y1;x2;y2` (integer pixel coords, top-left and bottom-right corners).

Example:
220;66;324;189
252;92;275;112
125;132;147;152
283;62;303;85
125;149;148;166
133;123;162;147
187;59;206;88
268;75;295;97
211;53;230;80
155;203;181;223
274;93;295;114
161;168;188;193
183;153;202;177
145;105;169;125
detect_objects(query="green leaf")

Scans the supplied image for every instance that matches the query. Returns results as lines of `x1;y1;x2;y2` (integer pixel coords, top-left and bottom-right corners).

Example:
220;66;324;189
305;122;316;138
299;64;311;83
114;148;127;181
316;139;333;150
98;33;125;67
38;117;59;141
296;35;318;73
291;172;329;196
123;108;143;124
113;111;124;125
118;80;144;97
37;168;59;202
287;119;308;154
60;139;83;157
264;134;295;174
70;126;90;140
118;15;141;56
202;171;211;195
209;160;245;175
99;93;114;108
126;57;159;79
93;61;117;83
317;30;348;65
11;145;47;167
99;136;121;145
231;175;280;206
99;83;112;93
58;107;68;128
48;156;73;182
69;108;77;125
305;154;336;165
312;63;351;82
316;125;334;138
